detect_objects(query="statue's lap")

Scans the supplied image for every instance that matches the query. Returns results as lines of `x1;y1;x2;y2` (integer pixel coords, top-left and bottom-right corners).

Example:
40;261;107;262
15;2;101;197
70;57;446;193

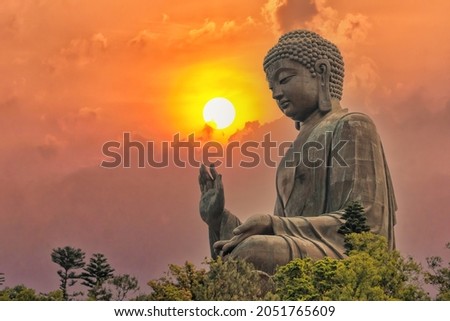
228;235;337;274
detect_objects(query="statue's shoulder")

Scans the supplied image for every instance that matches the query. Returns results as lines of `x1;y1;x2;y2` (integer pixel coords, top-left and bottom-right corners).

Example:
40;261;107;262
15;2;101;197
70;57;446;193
315;110;377;136
325;110;379;140
335;110;377;129
336;110;374;123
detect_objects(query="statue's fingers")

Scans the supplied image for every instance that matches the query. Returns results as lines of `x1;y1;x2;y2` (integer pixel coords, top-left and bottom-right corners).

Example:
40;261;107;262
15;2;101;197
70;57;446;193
200;164;214;190
232;222;249;235
210;164;219;179
198;174;205;193
222;235;243;255
200;163;212;181
213;174;223;190
198;165;210;192
213;240;228;252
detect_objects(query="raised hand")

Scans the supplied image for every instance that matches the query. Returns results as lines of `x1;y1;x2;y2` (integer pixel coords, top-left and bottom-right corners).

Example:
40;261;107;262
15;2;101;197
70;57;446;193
199;164;225;231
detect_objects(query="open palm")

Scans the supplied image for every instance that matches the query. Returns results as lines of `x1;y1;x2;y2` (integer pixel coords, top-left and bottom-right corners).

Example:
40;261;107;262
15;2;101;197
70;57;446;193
199;164;224;230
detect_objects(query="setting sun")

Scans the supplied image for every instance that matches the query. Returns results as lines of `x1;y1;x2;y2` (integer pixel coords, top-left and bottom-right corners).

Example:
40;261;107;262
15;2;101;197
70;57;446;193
203;97;236;129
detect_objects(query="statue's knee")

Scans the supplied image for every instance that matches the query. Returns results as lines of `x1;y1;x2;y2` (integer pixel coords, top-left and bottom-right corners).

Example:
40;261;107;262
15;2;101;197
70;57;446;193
230;235;287;274
230;235;268;261
228;235;286;274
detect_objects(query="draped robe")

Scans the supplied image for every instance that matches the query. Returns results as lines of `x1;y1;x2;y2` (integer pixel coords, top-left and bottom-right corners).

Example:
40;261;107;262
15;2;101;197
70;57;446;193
209;105;397;273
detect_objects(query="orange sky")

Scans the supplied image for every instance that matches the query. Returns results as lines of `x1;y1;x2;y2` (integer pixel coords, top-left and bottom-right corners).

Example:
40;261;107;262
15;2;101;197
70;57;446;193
1;0;449;293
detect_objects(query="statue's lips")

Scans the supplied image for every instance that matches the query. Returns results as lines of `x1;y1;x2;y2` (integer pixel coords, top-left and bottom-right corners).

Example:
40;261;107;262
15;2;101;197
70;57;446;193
279;100;290;110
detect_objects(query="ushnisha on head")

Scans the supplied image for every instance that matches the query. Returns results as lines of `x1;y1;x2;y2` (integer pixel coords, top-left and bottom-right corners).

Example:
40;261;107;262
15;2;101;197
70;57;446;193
263;30;345;101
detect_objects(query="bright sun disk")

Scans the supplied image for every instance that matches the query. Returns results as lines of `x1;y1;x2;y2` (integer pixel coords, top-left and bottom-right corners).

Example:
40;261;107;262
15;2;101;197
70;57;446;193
203;97;236;129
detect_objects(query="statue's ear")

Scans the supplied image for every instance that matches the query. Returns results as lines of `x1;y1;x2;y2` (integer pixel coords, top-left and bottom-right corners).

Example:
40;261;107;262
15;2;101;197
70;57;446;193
314;59;332;113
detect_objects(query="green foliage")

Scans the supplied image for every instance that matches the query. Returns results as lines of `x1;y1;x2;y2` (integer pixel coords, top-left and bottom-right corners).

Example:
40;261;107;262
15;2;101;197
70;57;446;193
338;202;370;254
0;285;63;301
343;233;427;300
273;257;343;300
198;257;267;300
273;232;429;301
51;246;86;300
81;253;115;300
0;285;42;301
41;290;64;301
132;294;154;301
0;273;4;286
425;242;450;300
338;202;370;235
148;262;205;300
107;274;139;301
86;284;113;301
148;258;270;301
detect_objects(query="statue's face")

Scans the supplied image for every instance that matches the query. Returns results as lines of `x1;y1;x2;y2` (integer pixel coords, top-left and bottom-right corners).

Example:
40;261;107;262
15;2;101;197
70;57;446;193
266;59;319;122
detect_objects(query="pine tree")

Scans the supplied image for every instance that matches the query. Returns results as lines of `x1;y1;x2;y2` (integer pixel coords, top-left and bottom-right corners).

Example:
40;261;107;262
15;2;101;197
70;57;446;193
51;246;86;300
81;253;115;300
0;273;5;286
338;201;370;254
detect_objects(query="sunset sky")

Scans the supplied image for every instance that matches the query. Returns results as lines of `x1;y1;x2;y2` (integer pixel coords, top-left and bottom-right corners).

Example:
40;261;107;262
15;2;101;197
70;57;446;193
1;0;449;293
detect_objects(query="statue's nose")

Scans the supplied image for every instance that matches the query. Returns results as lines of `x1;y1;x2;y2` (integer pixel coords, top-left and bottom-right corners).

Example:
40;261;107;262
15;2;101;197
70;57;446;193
272;86;283;100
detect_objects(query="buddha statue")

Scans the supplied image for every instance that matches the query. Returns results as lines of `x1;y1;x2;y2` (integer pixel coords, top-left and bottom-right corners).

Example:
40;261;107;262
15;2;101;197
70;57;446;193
198;30;397;274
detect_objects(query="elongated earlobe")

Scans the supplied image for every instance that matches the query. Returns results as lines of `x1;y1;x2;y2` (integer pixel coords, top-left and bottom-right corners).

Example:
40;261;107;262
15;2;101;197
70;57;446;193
315;59;332;113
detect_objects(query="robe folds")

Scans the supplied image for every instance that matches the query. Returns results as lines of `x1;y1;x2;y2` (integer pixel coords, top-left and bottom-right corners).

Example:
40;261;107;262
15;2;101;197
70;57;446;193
212;105;397;273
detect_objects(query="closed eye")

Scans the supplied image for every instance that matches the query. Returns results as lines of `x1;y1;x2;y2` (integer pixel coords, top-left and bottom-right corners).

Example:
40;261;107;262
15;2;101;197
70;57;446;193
279;74;295;85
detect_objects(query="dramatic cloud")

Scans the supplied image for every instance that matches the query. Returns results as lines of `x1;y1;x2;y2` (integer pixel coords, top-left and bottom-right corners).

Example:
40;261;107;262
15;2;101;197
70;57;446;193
221;20;237;33
262;0;371;47
45;33;109;73
37;134;64;159
262;0;318;33
187;17;258;43
228;120;261;141
189;19;217;39
197;124;215;141
57;107;100;133
129;30;159;48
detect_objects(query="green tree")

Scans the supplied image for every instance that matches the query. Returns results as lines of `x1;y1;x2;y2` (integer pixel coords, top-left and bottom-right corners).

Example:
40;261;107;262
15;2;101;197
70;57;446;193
338;202;370;254
0;286;64;301
148;258;270;301
425;242;450;300
273;257;343;300
40;290;64;301
51;246;86;300
148;262;205;300
198;258;267;300
273;233;429;301
108;274;139;301
0;285;39;301
81;253;115;300
0;273;4;286
340;233;428;300
0;285;43;301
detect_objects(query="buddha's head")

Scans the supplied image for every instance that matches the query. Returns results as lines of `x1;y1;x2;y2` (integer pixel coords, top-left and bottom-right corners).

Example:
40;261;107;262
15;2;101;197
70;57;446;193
263;30;344;124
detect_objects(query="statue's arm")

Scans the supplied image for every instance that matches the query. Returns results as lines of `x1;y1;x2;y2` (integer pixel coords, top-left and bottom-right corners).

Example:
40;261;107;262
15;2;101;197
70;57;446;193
271;113;395;253
208;209;241;259
199;164;242;258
